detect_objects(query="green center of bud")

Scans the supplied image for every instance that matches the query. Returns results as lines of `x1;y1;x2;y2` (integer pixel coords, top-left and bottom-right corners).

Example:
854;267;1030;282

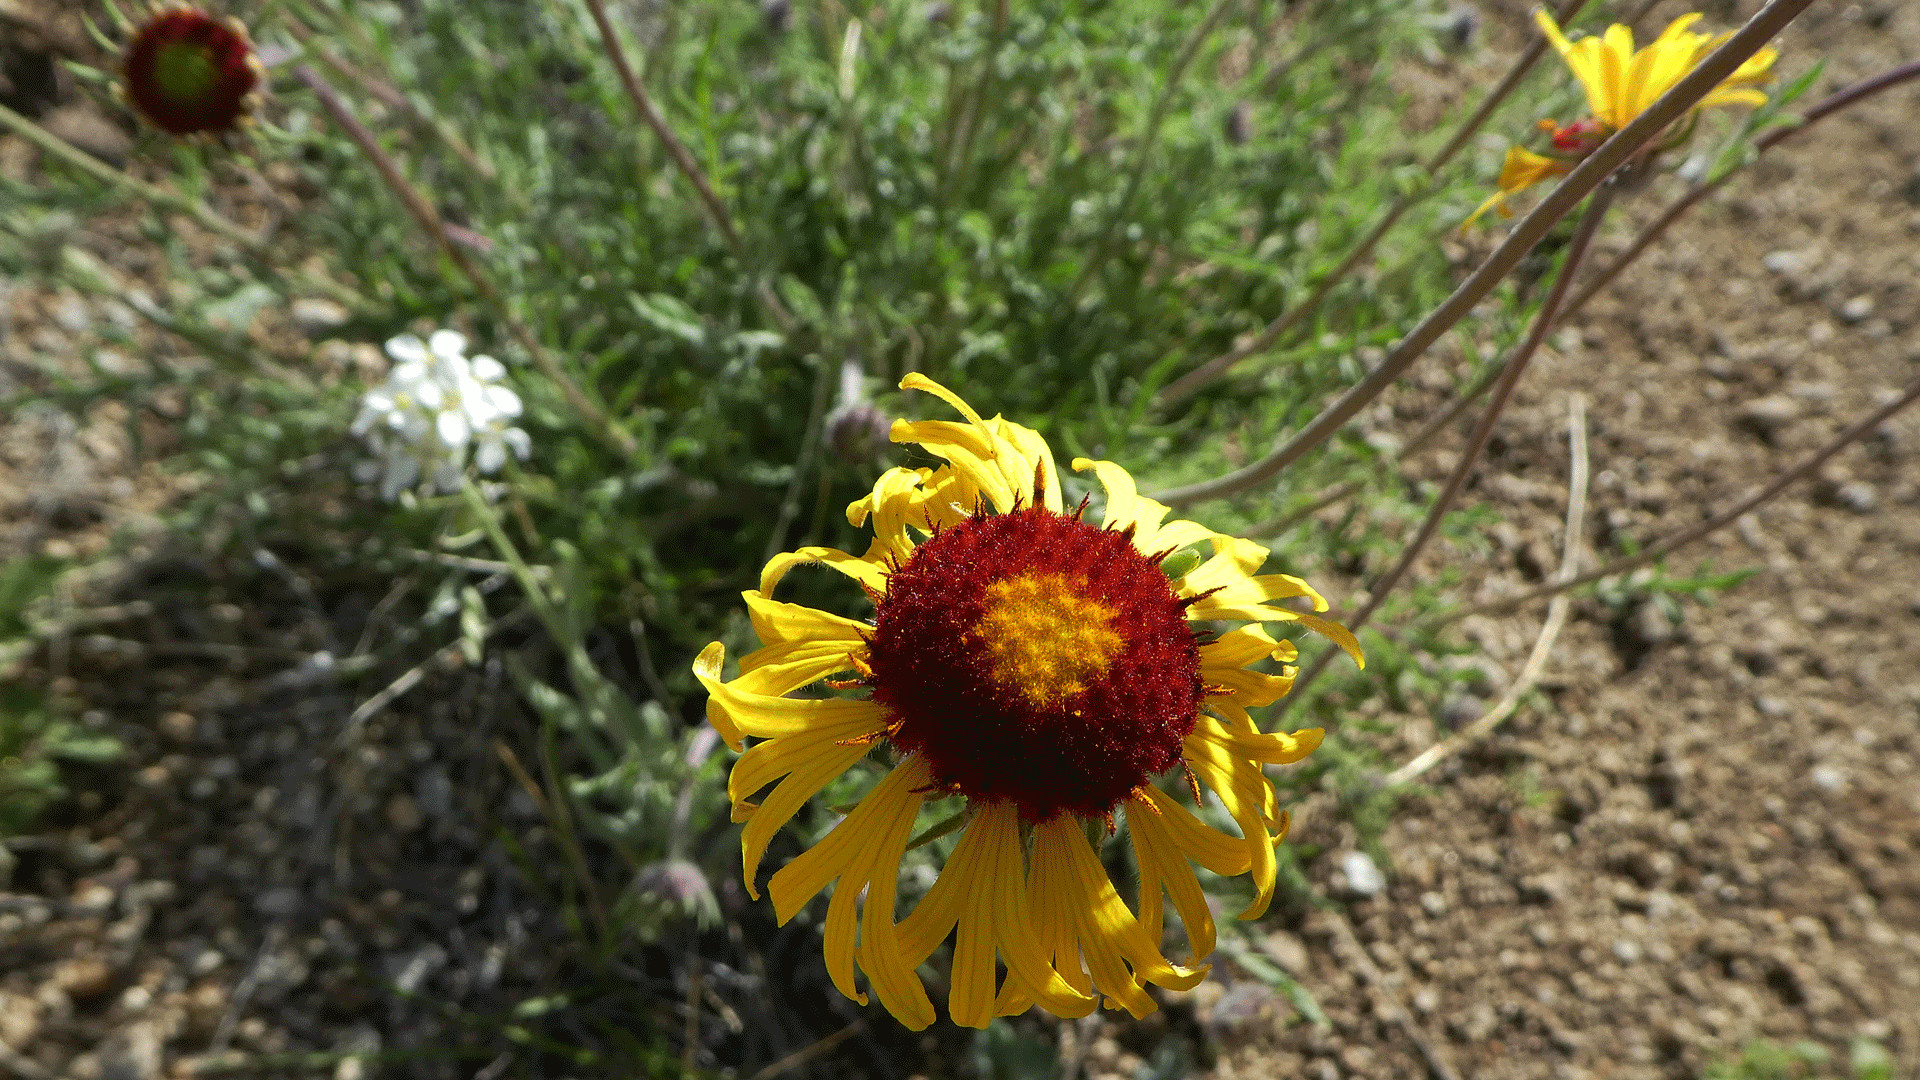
153;41;219;104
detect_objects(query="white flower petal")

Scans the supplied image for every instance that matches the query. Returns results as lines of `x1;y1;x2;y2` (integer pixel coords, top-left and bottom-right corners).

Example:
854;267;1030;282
437;410;471;448
471;355;504;382
485;385;523;418
429;329;468;359
385;334;427;363
474;438;506;474
504;427;532;460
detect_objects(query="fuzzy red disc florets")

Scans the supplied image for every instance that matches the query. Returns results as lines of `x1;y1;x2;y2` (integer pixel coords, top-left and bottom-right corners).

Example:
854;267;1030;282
867;503;1205;822
123;9;259;136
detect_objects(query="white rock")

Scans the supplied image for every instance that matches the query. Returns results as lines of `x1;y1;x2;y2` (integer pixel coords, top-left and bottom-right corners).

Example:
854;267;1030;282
1340;850;1386;898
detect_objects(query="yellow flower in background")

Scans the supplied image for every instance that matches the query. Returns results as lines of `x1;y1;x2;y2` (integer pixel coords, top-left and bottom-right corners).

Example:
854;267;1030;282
694;374;1361;1030
1465;9;1778;228
1539;10;1776;132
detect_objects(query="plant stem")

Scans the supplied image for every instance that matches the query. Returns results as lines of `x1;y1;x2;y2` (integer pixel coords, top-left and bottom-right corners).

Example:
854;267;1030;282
1154;0;1592;405
293;64;638;458
1384;392;1587;787
1418;373;1920;629
284;16;495;180
1564;58;1920;320
1263;57;1920;533
575;0;793;333
1067;0;1235;303
0;101;373;312
1278;184;1612;713
1147;0;1815;508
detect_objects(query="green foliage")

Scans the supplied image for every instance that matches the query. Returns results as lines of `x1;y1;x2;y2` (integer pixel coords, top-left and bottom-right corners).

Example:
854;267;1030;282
1704;1038;1894;1080
0;556;124;836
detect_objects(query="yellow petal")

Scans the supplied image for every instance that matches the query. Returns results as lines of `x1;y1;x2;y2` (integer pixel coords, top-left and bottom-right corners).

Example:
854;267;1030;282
847;466;935;565
741;740;873;900
732;639;860;701
1698;87;1770;110
1126;792;1219;962
1183;742;1280;919
1289;611;1365;669
1535;10;1610;124
1137;784;1250;876
707;680;889;742
760;545;890;598
798;756;934;1020
984;805;1095;1020
897;374;1059;516
892;832;967;966
692;642;744;748
768;754;923;926
1190;713;1325;767
1496;147;1573;196
727;711;885;805
852;757;939;1030
994;418;1064;514
743;590;868;648
1038;818;1207;1017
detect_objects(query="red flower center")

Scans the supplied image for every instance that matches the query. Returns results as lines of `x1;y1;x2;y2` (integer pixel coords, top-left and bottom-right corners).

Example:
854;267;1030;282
124;11;258;136
867;503;1205;822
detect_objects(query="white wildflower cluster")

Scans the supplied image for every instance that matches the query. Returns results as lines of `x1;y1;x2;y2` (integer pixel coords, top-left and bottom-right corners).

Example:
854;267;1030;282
351;330;531;501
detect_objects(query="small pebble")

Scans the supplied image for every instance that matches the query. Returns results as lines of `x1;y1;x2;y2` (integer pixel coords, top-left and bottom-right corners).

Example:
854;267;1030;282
1838;294;1875;323
1761;249;1807;275
291;298;350;336
1340;851;1386;898
1835;481;1878;513
1613;940;1643;965
1810;764;1846;792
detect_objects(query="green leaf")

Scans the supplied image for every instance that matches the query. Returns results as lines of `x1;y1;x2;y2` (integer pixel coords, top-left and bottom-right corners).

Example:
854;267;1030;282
0;554;66;639
627;292;706;345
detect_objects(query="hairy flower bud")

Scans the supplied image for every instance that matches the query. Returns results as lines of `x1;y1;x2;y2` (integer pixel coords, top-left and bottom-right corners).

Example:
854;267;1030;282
122;7;262;136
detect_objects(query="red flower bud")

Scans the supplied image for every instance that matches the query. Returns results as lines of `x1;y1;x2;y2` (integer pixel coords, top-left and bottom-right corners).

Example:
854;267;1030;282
123;8;260;136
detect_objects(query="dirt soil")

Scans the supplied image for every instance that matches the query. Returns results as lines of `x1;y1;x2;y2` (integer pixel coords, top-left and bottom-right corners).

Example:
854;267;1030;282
3;1;1919;1079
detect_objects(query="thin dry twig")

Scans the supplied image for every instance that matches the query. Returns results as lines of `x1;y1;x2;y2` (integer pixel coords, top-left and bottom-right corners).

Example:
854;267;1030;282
1283;184;1613;710
1387;393;1588;787
576;0;793;333
1149;0;1815;507
1155;0;1592;405
745;1019;867;1080
285;16;494;179
494;740;610;940
292;64;638;458
337;606;534;738
0;102;372;312
1423;373;1920;628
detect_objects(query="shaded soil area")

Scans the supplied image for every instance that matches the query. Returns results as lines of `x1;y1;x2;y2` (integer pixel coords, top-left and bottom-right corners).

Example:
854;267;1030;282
3;1;1918;1079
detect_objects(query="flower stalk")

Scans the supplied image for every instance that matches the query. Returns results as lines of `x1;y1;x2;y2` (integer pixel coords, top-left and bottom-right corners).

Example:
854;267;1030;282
0;99;373;313
1279;182;1614;713
292;63;638;458
1418;373;1920;631
1154;0;1595;406
1149;0;1816;510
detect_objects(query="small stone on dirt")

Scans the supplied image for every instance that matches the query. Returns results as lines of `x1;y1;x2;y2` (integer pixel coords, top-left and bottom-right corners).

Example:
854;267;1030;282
1810;765;1847;792
291;299;350;337
1339;851;1386;898
1838;294;1875;323
52;957;115;1001
1737;396;1801;443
